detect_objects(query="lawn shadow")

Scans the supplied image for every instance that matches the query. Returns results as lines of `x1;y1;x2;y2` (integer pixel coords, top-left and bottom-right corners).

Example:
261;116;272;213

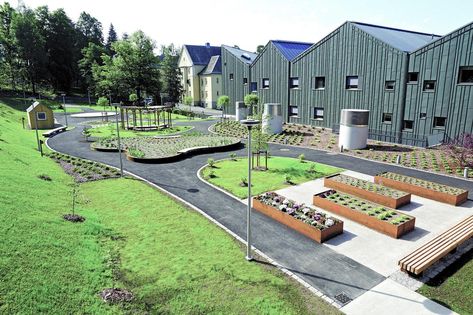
423;248;472;287
324;230;358;246
400;226;430;242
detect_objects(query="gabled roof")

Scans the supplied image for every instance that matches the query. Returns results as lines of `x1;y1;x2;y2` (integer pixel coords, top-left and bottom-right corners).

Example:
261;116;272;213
199;55;222;75
183;44;221;65
351;22;441;52
271;40;314;61
222;45;257;64
26;101;43;112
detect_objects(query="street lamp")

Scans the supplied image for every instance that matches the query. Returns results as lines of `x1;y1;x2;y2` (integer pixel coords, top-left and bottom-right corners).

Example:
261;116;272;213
61;93;67;127
114;104;124;177
240;118;260;261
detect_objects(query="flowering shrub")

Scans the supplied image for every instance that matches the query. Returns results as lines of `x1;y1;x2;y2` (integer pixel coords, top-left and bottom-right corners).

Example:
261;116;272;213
255;192;340;230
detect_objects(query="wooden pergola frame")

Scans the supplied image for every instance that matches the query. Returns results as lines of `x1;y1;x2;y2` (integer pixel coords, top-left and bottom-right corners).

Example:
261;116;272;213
119;104;174;131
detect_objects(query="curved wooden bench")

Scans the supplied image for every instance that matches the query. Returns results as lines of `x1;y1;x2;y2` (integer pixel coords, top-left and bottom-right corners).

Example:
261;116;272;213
399;215;473;276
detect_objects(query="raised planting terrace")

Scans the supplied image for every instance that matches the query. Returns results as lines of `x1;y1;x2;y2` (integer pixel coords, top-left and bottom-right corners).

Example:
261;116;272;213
313;190;415;238
86;123;192;138
200;156;342;198
92;134;241;162
375;172;469;206
254;192;343;243
324;174;411;208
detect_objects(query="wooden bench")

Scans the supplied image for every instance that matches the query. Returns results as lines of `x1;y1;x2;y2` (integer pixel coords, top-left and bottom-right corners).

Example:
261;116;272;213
399;215;473;276
42;126;67;137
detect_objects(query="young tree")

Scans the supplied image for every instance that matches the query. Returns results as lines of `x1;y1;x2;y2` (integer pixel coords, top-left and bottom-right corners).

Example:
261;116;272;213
183;96;193;106
160;44;182;103
217;95;230;120
244;94;259;115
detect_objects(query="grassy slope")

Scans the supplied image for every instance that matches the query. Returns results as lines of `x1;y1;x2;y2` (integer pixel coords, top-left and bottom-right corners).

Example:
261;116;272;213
0;99;340;314
88;124;192;138
201;157;343;198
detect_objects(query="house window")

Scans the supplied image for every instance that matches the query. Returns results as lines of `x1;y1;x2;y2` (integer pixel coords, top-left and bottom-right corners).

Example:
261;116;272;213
382;113;393;124
243;77;248;85
201;79;204;85
346;76;359;89
458;66;473;84
403;120;414;131
262;78;270;89
217;91;219;96
250;82;257;92
314;77;325;90
385;80;395;91
187;79;191;85
229;73;234;80
407;72;418;83
313;107;324;120
433;117;446;129
290;77;299;89
216;77;219;84
289;105;298;116
420;113;427;119
423;80;436;91
37;112;46;120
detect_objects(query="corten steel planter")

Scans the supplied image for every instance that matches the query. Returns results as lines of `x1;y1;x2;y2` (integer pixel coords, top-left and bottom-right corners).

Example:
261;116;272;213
252;198;343;243
324;174;411;209
313;191;415;239
374;173;468;206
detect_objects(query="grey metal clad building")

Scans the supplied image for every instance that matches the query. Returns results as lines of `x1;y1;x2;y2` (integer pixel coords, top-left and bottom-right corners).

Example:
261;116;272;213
221;45;257;113
250;40;313;121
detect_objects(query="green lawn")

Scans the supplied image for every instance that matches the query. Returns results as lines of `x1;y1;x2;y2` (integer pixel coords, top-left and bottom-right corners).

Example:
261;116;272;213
88;123;193;138
0;98;340;314
201;157;343;198
417;250;473;314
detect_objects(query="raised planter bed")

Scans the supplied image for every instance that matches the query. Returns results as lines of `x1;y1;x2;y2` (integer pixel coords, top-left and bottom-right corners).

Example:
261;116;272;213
374;172;468;206
253;192;343;243
324;174;411;208
313;190;415;238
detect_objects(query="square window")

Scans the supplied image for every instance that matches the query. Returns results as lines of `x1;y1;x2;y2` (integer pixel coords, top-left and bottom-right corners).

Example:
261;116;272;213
243;77;248;85
229;73;234;80
382;113;393;124
420;113;427;119
262;78;270;89
458;66;473;84
314;76;325;90
407;72;418;83
385;80;395;91
346;76;359;89
37;112;46;120
433;117;446;129
250;82;257;92
313;107;324;120
290;77;299;89
403;120;413;130
289;105;298;116
423;80;436;91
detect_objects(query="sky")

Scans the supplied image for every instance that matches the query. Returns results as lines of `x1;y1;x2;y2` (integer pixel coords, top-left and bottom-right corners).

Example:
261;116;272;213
8;0;473;52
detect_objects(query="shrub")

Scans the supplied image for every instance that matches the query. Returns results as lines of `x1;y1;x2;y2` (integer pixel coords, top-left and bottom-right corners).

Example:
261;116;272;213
240;177;248;186
207;158;215;168
38;174;52;181
96;96;108;107
209;170;216;178
307;163;317;174
284;174;292;184
298;154;305;163
229;153;237;161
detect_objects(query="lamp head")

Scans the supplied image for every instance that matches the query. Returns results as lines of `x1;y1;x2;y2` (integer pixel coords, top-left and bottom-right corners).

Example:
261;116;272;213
240;119;260;129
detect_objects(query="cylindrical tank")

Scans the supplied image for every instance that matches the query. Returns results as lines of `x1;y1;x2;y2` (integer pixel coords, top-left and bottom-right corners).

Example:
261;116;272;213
338;109;369;150
235;101;248;121
262;103;283;134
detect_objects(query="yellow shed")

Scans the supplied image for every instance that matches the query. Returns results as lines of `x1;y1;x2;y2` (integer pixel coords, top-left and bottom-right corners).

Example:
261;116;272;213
27;101;55;129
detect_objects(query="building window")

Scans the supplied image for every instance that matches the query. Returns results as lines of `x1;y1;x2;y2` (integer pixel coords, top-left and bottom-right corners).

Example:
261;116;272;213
229;73;234;80
313;107;324;120
433;117;446;129
216;77;219;84
250;82;257;92
290;77;299;89
403;120;414;131
382;113;393;124
420;113;427;119
243;77;248;85
186;79;190;85
37;112;46;120
346;76;359;89
458;66;473;84
217;91;219;96
314;77;325;90
385;80;395;91
201;79;204;85
289;105;298;116
262;78;270;89
407;72;418;83
423;80;436;91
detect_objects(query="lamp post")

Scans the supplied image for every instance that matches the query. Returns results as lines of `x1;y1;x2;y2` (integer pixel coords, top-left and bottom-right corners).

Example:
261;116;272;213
61;93;68;127
114;104;124;177
240;118;260;261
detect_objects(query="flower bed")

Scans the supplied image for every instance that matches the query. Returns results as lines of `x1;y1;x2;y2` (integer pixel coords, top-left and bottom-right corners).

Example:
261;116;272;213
253;192;343;243
374;172;469;206
313;190;415;238
324;174;411;208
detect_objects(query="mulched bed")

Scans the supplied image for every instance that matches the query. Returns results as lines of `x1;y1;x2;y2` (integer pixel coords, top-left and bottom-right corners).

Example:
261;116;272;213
99;288;134;303
63;214;85;223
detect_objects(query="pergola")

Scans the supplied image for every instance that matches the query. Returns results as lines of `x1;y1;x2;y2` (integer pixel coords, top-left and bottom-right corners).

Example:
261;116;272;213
119;103;174;131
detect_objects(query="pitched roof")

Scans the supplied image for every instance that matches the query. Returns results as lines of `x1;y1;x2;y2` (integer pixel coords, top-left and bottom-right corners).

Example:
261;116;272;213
26;101;41;112
271;40;314;61
351;22;441;52
199;55;222;75
222;45;257;64
184;44;221;65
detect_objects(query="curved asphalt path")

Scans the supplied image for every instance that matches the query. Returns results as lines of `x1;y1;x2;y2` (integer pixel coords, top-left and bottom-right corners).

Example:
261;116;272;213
48;112;473;306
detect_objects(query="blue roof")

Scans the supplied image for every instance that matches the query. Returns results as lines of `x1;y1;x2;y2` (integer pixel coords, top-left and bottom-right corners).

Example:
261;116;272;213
184;44;221;65
351;22;441;52
222;45;257;64
271;40;313;61
199;55;222;75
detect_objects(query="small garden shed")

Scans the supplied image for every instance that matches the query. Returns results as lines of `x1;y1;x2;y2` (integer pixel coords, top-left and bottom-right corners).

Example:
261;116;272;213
27;101;54;129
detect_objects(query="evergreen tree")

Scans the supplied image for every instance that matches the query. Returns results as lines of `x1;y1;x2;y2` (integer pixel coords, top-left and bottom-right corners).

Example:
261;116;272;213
105;23;117;55
160;44;182;103
0;3;18;88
